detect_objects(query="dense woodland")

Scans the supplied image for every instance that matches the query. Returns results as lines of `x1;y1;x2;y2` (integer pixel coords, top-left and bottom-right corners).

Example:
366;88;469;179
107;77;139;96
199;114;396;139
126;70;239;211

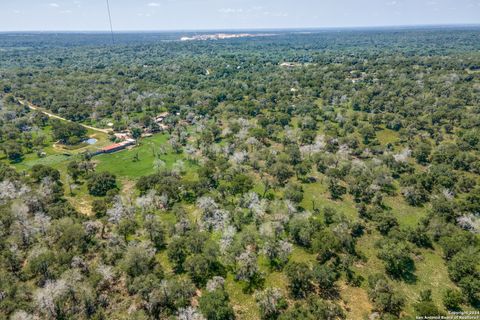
0;28;479;320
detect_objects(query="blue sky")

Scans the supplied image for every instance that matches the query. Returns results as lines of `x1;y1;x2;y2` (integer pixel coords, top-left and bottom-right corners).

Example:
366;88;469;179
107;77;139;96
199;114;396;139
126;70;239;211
0;0;479;31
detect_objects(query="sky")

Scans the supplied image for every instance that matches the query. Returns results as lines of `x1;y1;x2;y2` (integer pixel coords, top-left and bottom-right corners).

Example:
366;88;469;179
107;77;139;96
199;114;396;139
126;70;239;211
0;0;479;31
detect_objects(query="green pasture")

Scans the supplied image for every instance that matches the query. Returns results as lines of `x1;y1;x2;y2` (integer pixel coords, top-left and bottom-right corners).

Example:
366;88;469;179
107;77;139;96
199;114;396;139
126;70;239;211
95;133;196;179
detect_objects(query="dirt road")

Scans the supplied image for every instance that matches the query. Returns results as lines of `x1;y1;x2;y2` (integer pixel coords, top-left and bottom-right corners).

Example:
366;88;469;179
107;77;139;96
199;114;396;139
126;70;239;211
18;99;112;134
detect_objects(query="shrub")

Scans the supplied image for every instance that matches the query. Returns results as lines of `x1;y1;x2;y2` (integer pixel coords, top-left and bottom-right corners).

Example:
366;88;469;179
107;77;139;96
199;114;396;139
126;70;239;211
87;172;117;196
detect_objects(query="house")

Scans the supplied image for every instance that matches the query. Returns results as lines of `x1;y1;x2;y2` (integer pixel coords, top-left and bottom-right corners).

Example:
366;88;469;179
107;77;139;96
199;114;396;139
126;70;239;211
88;139;136;156
154;112;169;124
114;132;130;141
101;139;136;154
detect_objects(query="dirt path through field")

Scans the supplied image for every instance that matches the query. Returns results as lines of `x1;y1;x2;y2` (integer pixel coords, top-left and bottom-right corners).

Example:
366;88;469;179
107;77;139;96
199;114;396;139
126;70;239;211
18;99;112;134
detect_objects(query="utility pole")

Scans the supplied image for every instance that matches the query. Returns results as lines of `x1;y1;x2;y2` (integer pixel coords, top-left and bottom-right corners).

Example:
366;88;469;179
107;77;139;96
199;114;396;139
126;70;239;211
106;0;115;45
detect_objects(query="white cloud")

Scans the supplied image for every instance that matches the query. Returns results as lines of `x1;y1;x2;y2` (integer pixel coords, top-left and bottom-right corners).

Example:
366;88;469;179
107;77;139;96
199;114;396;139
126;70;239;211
147;2;160;7
218;8;244;14
49;3;60;7
386;0;398;5
60;9;72;14
263;11;288;17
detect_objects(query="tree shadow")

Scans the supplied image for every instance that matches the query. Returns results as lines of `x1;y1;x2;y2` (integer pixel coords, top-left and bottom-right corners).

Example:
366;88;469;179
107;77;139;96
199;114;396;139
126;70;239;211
241;274;265;294
469;298;480;310
319;286;341;300
390;262;417;284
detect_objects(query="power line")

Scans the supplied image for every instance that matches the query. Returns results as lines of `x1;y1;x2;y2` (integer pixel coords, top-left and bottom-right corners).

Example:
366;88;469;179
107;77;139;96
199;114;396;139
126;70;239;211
106;0;114;44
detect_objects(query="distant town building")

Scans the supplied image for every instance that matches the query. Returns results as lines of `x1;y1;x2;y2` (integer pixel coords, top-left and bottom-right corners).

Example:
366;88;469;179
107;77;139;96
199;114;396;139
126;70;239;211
180;33;276;41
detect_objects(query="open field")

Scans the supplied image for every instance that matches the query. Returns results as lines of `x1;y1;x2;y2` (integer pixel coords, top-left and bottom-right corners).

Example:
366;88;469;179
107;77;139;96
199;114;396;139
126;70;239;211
95;133;194;179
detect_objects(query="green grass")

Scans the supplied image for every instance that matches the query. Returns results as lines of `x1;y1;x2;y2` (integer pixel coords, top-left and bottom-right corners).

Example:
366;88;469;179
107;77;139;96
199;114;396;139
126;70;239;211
290;246;316;264
384;195;428;228
49;129;111;155
10;128;110;172
8;132;197;216
340;282;372;319
354;230;461;317
300;175;359;219
95;133;192;179
223;247;315;320
224;273;260;320
12;154;72;171
396;246;457;315
377;129;400;146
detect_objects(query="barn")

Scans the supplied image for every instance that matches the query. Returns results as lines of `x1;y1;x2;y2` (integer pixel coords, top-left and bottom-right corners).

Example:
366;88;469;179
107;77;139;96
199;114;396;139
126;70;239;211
101;139;135;154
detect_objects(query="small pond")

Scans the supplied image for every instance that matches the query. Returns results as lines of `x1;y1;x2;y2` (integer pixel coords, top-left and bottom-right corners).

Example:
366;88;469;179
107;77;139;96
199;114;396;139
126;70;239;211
85;138;98;145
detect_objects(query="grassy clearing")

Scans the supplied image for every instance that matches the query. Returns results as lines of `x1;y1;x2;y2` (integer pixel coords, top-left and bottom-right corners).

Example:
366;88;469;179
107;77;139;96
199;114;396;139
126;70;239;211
384;195;428;228
95;133;192;179
354;230;460;317
396;246;457;315
54;129;112;153
300;176;359;219
11;128;110;172
377;129;400;146
340;283;372;319
13;154;72;171
225;274;260;320
290;246;317;264
10;131;189;216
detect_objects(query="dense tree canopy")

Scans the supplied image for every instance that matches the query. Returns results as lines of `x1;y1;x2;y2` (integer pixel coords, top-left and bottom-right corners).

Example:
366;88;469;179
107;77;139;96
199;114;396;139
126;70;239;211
0;27;479;319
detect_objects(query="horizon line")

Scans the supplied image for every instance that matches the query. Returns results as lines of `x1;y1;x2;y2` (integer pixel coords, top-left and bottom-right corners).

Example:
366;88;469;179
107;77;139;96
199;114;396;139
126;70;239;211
1;23;479;33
